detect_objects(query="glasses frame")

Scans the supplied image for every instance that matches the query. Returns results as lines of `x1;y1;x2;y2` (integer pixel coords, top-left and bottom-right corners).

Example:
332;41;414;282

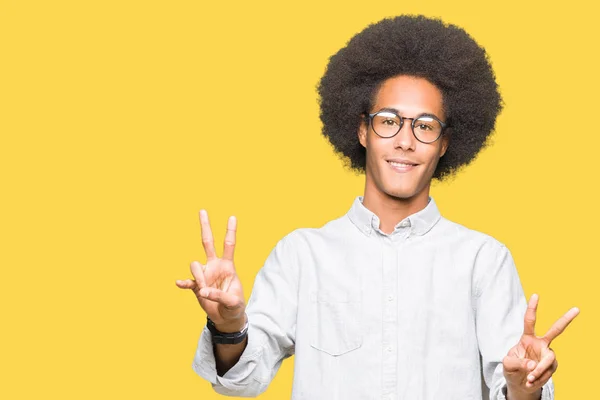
366;110;448;144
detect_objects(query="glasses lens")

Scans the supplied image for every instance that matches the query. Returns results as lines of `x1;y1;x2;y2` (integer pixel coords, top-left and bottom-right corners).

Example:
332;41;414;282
413;116;443;143
372;112;401;137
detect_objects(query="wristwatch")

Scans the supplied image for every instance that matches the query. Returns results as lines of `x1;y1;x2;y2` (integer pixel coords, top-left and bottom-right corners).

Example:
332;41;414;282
206;317;249;344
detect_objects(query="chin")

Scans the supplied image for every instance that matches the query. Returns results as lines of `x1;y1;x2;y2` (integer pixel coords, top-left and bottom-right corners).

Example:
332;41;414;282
382;178;431;200
384;187;420;200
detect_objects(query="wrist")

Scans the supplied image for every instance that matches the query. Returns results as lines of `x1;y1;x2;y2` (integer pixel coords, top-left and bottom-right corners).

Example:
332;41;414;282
207;315;248;345
506;385;542;400
211;314;247;333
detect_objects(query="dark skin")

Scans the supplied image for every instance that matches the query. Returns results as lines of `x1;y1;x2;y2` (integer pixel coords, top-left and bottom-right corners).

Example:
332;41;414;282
175;212;579;386
175;210;247;375
357;76;449;233
177;76;580;391
503;294;579;399
356;75;580;398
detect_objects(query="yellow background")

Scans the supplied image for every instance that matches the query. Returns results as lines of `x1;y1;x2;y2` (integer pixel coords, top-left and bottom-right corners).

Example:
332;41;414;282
1;0;598;398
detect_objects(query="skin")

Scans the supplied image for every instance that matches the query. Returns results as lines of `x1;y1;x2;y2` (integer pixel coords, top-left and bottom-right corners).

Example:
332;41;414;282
358;75;449;233
176;75;579;395
175;211;247;375
503;294;579;400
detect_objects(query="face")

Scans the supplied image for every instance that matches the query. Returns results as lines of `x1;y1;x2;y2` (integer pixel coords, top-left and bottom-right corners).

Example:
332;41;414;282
358;75;450;203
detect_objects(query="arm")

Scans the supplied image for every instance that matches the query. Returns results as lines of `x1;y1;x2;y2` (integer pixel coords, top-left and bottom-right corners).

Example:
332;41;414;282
212;316;248;376
502;293;578;400
176;210;248;376
472;242;549;400
195;234;299;396
177;210;299;397
473;242;578;400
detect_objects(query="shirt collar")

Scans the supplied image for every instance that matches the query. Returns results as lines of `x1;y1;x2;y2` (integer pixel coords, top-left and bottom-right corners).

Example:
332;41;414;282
347;196;441;237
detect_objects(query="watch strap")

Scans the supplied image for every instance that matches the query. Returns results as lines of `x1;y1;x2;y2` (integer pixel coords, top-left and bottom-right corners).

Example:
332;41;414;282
206;317;249;345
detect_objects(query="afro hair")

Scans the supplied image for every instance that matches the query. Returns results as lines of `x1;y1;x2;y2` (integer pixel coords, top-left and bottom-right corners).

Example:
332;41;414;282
317;15;503;180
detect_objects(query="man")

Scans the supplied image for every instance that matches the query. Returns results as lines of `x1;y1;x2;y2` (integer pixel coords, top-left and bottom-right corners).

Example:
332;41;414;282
176;15;579;399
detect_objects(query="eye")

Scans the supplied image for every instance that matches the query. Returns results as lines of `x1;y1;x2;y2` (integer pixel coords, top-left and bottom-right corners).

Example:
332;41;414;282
381;118;399;126
374;111;400;126
414;116;438;132
415;122;434;131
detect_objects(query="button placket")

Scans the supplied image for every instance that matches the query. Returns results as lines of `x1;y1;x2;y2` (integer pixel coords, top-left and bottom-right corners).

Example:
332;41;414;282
381;241;397;398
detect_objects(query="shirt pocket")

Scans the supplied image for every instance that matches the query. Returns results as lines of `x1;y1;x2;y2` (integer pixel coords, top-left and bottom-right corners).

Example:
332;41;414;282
309;289;362;356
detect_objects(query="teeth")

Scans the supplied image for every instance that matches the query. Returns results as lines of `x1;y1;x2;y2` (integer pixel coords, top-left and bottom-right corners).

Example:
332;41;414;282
389;161;414;167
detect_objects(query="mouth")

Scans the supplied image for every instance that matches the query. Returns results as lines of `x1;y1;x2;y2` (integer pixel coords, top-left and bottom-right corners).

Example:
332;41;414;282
387;159;418;172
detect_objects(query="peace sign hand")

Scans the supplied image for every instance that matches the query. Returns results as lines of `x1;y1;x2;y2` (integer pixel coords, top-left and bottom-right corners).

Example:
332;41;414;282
176;210;246;333
503;294;579;398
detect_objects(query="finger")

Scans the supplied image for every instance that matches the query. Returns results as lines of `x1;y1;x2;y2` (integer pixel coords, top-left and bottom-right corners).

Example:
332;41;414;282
502;356;534;374
526;367;554;390
175;279;197;289
222;216;237;261
528;350;555;383
190;261;208;289
198;287;241;309
199;209;217;260
543;307;580;344
523;293;539;336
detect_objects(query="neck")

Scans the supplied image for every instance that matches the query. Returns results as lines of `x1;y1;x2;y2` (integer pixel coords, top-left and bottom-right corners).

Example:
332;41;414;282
362;182;431;235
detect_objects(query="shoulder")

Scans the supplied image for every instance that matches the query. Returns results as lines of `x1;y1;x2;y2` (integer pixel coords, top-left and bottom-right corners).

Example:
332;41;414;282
433;216;515;285
275;213;357;253
435;215;508;254
435;218;520;296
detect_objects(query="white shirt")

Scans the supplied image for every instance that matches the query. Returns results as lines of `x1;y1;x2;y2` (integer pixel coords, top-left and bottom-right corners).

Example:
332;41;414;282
192;197;554;399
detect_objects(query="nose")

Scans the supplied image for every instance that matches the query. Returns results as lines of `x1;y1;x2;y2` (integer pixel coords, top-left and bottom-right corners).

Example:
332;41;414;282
393;120;416;151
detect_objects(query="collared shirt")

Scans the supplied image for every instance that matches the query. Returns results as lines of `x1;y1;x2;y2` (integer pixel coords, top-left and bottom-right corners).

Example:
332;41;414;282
192;197;554;400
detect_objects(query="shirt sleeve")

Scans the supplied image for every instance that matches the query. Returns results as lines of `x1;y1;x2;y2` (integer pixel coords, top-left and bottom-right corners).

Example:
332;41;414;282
191;232;299;397
473;241;554;400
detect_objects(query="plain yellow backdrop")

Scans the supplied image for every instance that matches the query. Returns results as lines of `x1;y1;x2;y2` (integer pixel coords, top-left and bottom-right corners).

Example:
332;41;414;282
1;0;598;398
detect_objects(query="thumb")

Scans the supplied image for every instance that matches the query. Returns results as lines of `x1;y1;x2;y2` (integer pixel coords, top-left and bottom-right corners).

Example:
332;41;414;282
199;287;242;309
503;356;536;375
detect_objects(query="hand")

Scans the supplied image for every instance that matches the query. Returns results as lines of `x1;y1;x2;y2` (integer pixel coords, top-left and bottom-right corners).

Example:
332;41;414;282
503;294;579;398
176;210;246;332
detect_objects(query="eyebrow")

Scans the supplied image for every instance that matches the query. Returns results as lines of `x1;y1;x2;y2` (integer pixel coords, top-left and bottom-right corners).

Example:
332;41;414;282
375;107;442;121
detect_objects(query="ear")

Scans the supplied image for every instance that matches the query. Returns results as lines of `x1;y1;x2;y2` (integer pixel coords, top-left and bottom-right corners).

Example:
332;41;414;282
439;130;451;157
358;117;368;148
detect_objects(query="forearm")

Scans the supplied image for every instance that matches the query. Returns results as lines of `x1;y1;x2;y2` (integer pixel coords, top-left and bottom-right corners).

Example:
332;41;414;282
192;322;269;397
506;386;542;400
213;316;248;376
192;234;299;395
214;338;248;376
193;315;291;397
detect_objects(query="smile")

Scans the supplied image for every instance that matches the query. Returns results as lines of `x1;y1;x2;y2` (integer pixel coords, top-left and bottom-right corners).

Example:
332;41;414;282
387;160;417;172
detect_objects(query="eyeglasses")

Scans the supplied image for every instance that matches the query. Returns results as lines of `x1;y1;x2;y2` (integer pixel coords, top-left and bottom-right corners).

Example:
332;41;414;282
367;110;448;143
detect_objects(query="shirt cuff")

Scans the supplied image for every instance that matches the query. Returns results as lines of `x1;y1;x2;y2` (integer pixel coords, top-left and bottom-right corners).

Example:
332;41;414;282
497;378;554;400
191;326;218;384
191;324;269;392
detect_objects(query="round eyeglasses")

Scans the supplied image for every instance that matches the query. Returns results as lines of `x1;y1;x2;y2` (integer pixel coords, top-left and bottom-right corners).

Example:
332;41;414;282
367;110;448;143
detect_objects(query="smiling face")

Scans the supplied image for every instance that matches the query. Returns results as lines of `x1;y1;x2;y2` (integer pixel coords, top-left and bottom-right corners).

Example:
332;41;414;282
358;75;450;206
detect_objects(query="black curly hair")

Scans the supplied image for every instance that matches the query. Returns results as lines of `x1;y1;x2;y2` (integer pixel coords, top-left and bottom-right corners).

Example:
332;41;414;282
317;15;503;180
